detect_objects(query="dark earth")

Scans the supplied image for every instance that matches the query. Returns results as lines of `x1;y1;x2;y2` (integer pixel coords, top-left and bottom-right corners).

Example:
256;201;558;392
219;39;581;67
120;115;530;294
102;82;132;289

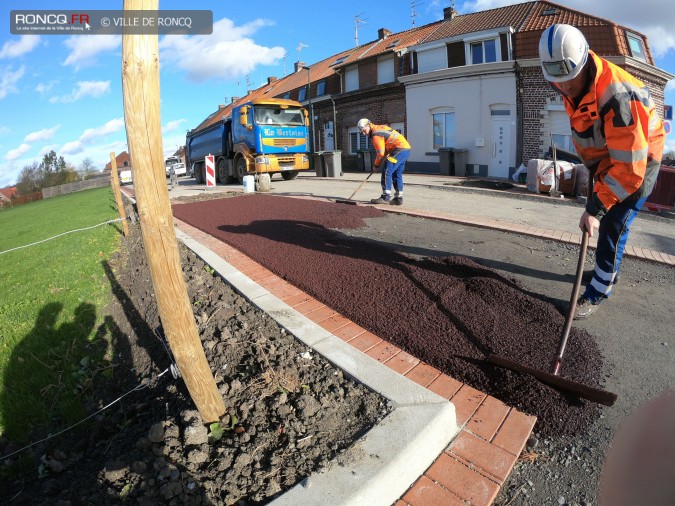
1;198;390;505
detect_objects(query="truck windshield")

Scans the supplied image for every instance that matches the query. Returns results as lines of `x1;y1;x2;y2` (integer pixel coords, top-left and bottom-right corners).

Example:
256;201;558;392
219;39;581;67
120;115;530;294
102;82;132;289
254;106;304;127
165;157;179;167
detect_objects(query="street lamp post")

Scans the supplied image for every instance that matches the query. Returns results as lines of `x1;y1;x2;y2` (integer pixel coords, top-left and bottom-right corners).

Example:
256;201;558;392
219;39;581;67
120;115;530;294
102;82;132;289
302;66;316;171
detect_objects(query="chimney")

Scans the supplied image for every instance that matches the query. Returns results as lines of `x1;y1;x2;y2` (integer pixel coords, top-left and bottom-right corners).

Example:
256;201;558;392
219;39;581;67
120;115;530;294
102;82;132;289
231;96;240;104
218;104;225;109
294;61;306;73
267;76;278;84
443;6;458;19
378;28;392;40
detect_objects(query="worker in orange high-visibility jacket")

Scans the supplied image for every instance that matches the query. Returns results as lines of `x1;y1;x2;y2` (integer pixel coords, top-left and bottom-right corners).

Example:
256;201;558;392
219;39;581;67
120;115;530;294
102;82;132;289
539;24;665;319
357;118;411;205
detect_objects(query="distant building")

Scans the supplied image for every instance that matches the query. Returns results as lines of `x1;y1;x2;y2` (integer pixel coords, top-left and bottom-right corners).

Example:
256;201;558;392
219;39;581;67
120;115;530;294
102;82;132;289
104;151;132;174
0;186;18;207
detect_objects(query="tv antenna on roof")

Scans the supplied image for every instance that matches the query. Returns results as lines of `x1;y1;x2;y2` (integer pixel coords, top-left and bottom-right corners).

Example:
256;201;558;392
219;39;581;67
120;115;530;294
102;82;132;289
354;13;367;47
411;0;424;27
297;42;309;61
282;51;288;76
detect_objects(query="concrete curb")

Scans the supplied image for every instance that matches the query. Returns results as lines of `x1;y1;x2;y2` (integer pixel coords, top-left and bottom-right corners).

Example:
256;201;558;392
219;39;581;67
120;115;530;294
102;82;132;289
175;227;460;506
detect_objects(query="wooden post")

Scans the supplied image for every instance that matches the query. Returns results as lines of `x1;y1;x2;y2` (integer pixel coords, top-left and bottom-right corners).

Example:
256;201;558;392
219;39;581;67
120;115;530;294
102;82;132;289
121;0;225;422
109;152;129;237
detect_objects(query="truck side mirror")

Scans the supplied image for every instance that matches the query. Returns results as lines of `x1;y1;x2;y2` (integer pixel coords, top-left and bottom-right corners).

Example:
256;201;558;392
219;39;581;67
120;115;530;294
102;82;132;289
240;106;249;126
303;109;309;127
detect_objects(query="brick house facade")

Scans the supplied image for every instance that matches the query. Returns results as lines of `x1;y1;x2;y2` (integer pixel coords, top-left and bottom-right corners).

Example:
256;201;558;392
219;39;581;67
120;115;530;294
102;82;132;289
190;1;671;178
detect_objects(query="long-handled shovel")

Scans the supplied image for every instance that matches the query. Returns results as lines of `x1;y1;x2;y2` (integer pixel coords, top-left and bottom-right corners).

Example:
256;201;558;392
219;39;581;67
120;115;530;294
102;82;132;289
487;229;617;406
335;171;375;205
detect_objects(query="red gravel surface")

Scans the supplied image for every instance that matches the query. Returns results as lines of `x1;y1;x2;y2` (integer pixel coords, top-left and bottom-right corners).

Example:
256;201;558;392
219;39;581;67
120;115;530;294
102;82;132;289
173;194;604;436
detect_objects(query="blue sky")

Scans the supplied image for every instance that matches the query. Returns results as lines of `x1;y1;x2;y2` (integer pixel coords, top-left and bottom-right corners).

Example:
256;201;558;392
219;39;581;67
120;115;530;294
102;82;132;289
1;0;674;188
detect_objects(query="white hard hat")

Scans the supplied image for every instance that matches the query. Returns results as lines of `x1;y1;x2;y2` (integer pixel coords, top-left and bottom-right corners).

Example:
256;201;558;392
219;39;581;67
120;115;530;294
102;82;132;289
539;24;589;83
357;118;370;132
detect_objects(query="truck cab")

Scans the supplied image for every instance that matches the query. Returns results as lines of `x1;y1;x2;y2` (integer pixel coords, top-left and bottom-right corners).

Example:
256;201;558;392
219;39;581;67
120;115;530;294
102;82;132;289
231;99;310;182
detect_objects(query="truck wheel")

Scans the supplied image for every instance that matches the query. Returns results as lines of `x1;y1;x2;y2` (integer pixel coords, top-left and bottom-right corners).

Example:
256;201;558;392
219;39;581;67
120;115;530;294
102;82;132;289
257;173;271;192
217;159;228;184
194;163;204;184
281;171;299;181
236;158;247;185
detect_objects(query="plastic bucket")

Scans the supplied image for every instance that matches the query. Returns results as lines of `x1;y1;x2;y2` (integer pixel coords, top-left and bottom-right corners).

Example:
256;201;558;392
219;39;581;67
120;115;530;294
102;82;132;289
243;175;255;193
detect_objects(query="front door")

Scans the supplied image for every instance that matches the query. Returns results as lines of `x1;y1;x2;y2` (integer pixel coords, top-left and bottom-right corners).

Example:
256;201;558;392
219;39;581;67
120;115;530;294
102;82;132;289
490;117;511;178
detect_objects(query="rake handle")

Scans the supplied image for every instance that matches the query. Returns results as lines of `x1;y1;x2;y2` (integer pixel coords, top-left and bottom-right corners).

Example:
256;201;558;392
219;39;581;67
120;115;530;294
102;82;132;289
551;229;589;375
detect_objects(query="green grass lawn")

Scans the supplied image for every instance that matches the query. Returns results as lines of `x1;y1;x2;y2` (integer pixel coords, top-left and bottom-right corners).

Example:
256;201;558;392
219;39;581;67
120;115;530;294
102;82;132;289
0;187;123;443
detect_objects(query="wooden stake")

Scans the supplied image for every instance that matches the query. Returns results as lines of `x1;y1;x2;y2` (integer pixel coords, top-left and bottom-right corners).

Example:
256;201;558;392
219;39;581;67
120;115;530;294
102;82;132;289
108;152;129;237
121;0;225;422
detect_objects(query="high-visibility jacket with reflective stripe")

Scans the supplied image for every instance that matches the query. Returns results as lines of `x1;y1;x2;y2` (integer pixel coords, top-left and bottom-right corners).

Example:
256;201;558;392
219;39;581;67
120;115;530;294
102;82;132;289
563;51;665;213
369;124;411;168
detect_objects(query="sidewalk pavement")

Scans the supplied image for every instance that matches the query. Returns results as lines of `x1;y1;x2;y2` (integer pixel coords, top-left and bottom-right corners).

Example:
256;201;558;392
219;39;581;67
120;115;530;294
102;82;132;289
167;171;675;264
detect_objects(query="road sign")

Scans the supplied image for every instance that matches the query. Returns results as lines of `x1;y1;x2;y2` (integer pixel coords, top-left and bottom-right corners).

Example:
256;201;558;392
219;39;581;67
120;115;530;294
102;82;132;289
664;105;673;121
664;121;671;136
205;154;215;188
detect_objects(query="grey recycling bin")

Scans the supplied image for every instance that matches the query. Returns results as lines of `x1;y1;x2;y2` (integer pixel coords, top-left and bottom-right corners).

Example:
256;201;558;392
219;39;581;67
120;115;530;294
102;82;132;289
357;150;374;172
313;151;325;177
453;149;468;177
322;150;342;177
438;147;454;175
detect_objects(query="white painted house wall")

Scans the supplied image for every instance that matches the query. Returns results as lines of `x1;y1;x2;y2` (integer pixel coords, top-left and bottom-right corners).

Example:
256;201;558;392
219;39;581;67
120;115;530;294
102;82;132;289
400;61;517;177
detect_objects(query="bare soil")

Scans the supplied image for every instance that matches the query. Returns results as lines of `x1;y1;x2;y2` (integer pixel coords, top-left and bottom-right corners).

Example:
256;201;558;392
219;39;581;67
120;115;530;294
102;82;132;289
1;198;389;505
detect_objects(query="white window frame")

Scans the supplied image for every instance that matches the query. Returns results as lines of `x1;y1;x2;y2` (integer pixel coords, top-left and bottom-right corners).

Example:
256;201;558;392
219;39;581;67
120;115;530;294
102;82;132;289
431;109;455;150
377;55;395;84
626;32;647;62
348;127;372;155
464;31;501;65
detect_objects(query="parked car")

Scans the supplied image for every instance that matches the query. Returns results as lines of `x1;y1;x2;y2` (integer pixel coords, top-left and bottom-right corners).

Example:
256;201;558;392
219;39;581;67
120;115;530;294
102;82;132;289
119;169;133;185
165;156;187;177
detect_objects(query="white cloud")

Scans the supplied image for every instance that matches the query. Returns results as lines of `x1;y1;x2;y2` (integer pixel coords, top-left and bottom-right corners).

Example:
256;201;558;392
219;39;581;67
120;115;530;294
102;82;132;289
49;81;111;104
63;34;120;70
0;35;41;59
460;0;675;57
36;81;57;94
159;18;285;82
60;118;125;155
163;119;186;132
6;143;31;161
24;125;60;143
0;65;25;100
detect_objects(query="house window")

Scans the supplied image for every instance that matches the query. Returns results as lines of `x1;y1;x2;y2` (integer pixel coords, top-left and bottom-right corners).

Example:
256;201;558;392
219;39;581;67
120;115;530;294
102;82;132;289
432;113;455;149
345;65;359;92
123;161;129;167
348;127;372;155
283;92;291;99
470;38;497;64
550;110;576;154
626;33;647;62
316;80;326;96
298;86;307;101
377;56;395;84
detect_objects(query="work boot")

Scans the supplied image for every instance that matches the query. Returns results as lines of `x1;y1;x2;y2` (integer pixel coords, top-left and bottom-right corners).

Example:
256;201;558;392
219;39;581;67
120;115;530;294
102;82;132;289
390;197;403;206
573;296;601;320
370;195;391;204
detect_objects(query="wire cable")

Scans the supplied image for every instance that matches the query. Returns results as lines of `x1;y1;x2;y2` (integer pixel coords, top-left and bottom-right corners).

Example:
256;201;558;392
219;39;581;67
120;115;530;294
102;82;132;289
0;367;171;462
0;218;123;256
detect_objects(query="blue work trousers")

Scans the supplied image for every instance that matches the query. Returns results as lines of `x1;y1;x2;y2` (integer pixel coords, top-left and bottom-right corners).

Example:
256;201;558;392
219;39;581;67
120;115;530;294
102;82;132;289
380;149;410;196
584;196;647;303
